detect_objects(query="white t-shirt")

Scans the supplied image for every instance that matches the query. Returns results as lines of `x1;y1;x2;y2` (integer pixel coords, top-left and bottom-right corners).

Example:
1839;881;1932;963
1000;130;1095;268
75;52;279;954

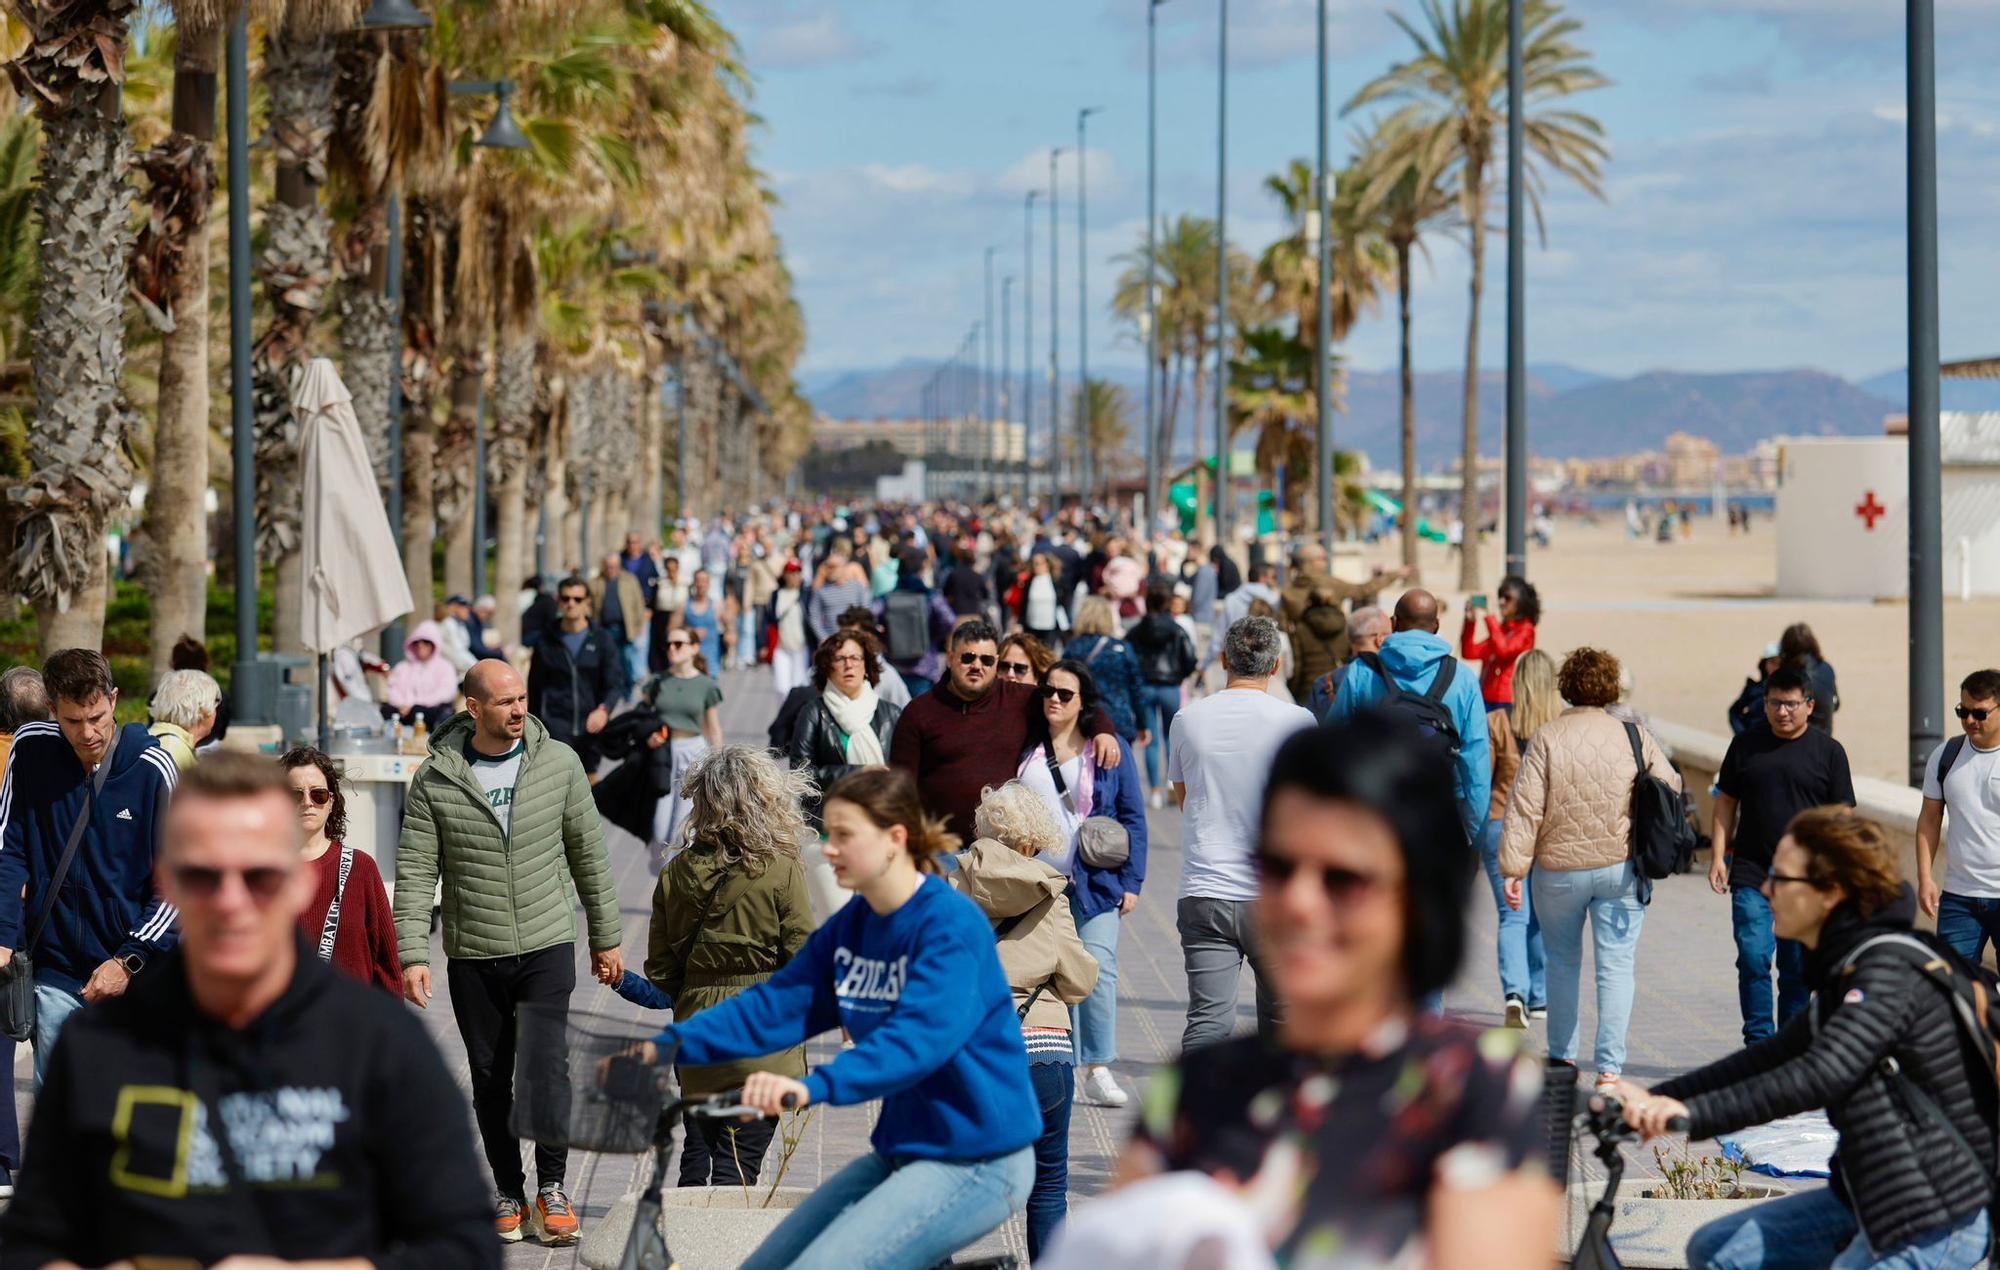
1168;688;1316;901
468;739;525;839
1924;737;2000;898
1021;750;1085;877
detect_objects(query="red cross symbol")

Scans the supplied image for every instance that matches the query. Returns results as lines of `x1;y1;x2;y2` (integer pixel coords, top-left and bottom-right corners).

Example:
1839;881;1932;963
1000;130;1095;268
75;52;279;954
1855;491;1887;531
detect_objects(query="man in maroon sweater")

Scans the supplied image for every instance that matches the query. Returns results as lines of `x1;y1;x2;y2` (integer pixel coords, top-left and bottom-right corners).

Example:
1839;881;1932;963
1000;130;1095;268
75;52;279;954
889;618;1119;836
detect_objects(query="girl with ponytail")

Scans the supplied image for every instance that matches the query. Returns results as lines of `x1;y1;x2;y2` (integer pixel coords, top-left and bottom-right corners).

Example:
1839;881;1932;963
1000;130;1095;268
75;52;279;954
645;765;1040;1269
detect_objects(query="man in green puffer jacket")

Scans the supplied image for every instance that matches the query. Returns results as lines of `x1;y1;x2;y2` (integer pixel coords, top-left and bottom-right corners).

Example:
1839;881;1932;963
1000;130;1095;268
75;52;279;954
393;659;623;1249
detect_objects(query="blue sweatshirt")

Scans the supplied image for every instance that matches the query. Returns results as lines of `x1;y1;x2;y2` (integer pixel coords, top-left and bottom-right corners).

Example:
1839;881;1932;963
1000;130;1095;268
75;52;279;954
656;874;1040;1162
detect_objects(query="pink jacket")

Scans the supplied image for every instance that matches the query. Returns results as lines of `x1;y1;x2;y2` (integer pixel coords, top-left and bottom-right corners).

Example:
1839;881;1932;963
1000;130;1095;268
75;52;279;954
386;620;462;711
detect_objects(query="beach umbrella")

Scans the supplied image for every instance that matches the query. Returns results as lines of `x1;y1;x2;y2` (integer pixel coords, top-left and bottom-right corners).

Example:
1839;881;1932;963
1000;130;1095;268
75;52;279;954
297;357;413;739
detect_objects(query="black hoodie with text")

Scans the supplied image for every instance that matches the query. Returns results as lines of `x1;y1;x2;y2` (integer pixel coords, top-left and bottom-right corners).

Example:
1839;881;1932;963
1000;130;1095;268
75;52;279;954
0;943;497;1270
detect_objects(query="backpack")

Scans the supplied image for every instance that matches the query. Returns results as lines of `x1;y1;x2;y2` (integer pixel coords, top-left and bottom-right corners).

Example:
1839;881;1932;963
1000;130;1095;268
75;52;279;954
1354;652;1461;757
1621;720;1697;902
882;590;930;663
1939;735;1970;789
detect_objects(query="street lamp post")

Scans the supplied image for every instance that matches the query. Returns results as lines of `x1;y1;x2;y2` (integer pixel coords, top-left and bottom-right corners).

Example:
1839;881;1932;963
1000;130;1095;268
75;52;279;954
1049;147;1067;502
1908;0;1942;786
1146;0;1167;538
1504;0;1528;580
227;10;262;721
984;247;997;498
1002;275;1014;502
1078;107;1103;509
1315;0;1334;557
1213;0;1230;551
1024;191;1038;506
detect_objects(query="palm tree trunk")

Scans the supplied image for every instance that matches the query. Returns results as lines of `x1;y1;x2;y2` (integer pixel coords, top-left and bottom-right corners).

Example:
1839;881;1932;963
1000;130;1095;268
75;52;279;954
137;16;220;678
400;388;434;612
1457;166;1486;593
337;199;397;495
1190;359;1211;547
1396;238;1420;579
489;333;535;649
436;364;480;601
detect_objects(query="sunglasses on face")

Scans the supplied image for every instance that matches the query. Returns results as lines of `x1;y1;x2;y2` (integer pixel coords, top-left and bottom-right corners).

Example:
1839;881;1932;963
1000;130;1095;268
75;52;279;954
1255;853;1399;907
958;653;997;668
559;594;589;605
1039;686;1077;705
170;864;294;902
668;639;694;650
999;660;1034;677
293;786;332;807
1957;706;1993;723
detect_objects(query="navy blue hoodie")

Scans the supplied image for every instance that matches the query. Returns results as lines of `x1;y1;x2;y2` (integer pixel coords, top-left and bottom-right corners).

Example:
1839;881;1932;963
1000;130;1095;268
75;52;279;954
0;721;179;991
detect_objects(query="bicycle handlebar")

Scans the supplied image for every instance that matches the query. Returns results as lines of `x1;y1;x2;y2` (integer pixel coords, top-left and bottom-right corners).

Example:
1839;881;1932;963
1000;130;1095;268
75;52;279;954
1591;1095;1689;1137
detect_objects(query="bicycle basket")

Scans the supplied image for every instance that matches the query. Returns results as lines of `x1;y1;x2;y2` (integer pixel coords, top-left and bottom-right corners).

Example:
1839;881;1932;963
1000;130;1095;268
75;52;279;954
508;1003;679;1155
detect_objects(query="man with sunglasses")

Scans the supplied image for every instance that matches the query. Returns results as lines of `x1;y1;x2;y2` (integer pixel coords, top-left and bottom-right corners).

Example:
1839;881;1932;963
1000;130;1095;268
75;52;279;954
1917;668;2000;961
889;618;1119;840
1710;665;1855;1043
0;751;496;1270
0;649;180;1085
528;574;625;774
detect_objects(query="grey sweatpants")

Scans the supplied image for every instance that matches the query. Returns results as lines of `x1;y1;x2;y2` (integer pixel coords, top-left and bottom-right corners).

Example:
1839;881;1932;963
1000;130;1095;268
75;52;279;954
1177;896;1283;1051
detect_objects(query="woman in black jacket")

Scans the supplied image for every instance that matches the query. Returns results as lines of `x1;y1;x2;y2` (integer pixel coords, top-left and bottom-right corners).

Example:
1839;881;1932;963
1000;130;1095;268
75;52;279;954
1617;807;1993;1269
788;629;901;827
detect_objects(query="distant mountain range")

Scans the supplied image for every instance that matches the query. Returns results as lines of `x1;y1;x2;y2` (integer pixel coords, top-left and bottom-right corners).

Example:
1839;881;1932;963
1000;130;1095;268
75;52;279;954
801;358;2000;470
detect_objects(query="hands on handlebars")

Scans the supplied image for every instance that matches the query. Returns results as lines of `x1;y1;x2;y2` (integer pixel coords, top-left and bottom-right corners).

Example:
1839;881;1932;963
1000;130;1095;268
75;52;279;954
599;1043;805;1119
1595;1082;1692;1142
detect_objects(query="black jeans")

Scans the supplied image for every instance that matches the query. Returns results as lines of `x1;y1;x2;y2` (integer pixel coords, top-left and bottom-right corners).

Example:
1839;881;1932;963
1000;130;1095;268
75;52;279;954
447;944;576;1199
678;1114;777;1187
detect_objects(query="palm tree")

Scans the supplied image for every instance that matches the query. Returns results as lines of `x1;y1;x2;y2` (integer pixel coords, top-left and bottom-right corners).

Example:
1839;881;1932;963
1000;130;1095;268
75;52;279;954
1070;377;1131;498
4;0;143;650
1349;113;1458;577
1347;0;1608;589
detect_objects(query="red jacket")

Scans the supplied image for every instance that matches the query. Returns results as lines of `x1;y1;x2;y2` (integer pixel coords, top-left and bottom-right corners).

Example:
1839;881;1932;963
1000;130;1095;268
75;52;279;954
1460;616;1536;707
297;844;403;994
888;679;1114;840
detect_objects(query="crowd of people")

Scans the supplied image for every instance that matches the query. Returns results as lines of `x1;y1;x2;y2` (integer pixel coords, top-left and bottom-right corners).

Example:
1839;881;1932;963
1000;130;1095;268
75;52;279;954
0;498;1993;1270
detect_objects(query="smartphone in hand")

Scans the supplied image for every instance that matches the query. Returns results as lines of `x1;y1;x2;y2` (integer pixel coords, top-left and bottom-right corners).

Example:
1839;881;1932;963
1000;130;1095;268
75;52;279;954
1467;594;1486;611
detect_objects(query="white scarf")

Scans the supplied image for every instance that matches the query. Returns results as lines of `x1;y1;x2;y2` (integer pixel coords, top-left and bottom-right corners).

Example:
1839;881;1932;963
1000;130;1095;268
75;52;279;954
821;682;885;766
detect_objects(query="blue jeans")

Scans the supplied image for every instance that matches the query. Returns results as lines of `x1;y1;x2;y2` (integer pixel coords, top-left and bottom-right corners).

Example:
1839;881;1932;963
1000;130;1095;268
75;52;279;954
1534;862;1645;1076
1479;819;1545;1008
1138;683;1182;786
619;639;646;702
1732;886;1810;1044
1026;1063;1074;1263
32;980;85;1088
1070;900;1121;1065
1689;1184;1989;1270
739;1145;1034;1270
1935;891;2000;965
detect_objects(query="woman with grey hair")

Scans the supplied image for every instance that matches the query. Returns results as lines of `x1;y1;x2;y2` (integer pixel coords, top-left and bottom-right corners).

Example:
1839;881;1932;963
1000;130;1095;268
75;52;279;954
642;745;815;1186
958;781;1099;1262
147;668;221;770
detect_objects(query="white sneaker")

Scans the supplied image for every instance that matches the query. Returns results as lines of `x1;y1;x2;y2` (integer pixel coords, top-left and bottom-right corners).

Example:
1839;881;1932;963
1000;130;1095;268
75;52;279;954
1504;996;1529;1029
1148;788;1165;811
1082;1065;1128;1108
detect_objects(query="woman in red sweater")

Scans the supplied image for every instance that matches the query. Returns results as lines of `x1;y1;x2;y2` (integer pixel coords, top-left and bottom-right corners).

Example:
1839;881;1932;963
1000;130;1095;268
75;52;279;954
1460;575;1540;712
281;746;403;992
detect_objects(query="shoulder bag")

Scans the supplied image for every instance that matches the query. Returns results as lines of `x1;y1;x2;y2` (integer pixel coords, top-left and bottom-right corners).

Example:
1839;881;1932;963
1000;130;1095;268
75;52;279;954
315;844;357;962
1043;747;1131;872
0;728;120;1041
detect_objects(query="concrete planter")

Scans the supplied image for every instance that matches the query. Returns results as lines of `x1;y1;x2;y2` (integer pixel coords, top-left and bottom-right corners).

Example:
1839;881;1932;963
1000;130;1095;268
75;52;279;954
582;1185;811;1270
1562;1179;1792;1269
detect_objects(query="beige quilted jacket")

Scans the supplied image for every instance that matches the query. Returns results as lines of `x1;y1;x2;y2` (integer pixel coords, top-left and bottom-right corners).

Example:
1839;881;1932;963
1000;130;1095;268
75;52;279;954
1499;707;1681;878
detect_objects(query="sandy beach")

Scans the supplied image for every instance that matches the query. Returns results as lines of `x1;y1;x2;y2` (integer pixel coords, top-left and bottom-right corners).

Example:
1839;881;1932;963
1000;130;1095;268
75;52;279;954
1331;513;1999;785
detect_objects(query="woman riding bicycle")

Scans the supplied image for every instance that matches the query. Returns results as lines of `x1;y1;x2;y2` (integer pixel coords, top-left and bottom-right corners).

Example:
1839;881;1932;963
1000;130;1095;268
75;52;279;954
1615;807;1993;1270
642;765;1038;1269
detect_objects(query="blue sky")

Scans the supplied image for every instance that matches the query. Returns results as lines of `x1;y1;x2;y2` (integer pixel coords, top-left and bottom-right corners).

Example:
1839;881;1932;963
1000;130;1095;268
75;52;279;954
728;1;2000;383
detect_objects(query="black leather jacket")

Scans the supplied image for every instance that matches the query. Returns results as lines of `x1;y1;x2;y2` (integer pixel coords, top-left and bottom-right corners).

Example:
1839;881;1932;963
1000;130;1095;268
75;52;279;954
1126;613;1197;686
788;694;903;826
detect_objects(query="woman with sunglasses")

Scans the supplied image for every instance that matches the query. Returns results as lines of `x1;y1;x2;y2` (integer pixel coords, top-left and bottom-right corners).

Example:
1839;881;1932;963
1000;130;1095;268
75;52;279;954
997;631;1056;688
1019;658;1147;1110
648;626;725;869
281;747;402;992
1617;808;1991;1270
1106;716;1554;1267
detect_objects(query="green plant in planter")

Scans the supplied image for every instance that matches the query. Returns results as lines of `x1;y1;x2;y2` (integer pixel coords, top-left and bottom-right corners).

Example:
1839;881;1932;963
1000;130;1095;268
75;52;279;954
762;1105;820;1208
1643;1143;1749;1200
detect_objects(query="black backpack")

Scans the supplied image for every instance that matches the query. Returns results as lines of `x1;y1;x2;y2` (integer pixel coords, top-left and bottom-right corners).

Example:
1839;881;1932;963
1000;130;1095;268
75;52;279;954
1354;652;1461;757
882;590;929;663
1621;720;1697;902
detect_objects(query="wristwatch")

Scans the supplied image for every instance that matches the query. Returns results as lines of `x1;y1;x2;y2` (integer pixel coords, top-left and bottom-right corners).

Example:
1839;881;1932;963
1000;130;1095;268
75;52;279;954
118;953;145;976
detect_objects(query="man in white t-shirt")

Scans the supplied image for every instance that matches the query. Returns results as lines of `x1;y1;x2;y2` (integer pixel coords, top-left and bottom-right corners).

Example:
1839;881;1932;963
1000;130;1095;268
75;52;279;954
1168;616;1316;1049
1917;668;2000;961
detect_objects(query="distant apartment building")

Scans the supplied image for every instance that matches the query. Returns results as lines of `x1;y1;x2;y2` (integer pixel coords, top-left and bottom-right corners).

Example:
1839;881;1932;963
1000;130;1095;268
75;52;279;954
810;415;1026;464
1663;431;1721;487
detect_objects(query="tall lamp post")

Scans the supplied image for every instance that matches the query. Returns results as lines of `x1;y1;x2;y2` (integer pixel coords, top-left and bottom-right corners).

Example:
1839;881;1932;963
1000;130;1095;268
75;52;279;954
1049;147;1067;501
1024;191;1039;505
1503;0;1528;580
984;246;997;497
1078;107;1103;508
226;11;263;720
1213;0;1231;551
1146;0;1167;538
1001;275;1014;501
1907;0;1942;786
1314;0;1334;557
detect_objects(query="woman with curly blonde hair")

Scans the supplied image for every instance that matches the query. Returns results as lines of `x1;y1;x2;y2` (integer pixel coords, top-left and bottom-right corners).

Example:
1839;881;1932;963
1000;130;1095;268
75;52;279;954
959;782;1099;1261
1500;647;1682;1094
643;745;814;1185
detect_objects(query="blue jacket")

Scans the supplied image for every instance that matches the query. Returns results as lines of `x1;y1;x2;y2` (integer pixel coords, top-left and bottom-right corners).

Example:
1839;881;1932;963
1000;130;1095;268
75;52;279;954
658;874;1040;1162
1068;738;1149;922
1329;631;1492;840
1065;634;1145;741
0;722;179;992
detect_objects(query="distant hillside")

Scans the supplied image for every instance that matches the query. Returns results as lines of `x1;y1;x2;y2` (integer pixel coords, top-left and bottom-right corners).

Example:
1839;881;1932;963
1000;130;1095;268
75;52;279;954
805;361;1902;468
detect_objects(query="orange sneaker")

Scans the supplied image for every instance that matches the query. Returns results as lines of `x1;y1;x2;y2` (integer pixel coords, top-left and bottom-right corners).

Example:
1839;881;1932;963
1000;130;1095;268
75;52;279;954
495;1193;524;1243
534;1183;580;1245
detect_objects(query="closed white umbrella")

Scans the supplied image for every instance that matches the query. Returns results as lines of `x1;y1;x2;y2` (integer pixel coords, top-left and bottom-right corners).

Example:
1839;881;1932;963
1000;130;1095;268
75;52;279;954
296;357;412;737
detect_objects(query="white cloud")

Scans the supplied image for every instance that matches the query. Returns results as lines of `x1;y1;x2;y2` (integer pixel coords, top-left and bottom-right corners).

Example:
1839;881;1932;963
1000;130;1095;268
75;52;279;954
752;11;879;70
